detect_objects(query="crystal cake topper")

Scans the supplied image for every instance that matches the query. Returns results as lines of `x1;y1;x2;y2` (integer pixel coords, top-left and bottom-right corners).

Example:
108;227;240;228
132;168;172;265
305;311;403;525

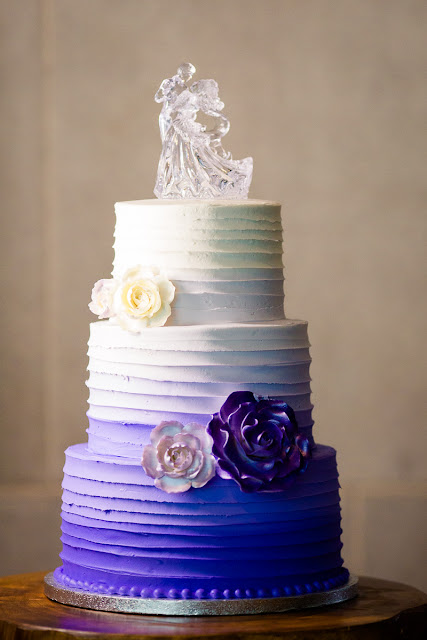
154;63;253;199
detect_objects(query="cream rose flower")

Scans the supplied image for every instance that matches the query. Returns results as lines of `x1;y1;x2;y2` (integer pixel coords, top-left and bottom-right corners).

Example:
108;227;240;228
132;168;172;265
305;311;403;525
88;278;118;319
113;266;175;332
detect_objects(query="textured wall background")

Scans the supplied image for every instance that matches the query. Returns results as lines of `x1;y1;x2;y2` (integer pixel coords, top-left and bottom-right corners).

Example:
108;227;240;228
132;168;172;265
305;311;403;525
1;0;426;591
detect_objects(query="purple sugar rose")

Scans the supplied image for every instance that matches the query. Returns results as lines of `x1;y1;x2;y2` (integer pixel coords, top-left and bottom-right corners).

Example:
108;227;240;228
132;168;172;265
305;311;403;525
207;391;311;493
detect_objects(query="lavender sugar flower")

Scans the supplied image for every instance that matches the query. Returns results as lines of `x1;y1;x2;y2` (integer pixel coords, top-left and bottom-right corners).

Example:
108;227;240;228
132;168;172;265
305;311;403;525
142;421;216;493
207;391;311;493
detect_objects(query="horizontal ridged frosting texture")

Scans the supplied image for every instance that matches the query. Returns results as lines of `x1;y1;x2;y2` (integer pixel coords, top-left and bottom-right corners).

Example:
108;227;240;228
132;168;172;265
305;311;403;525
53;198;348;601
55;443;347;598
113;200;284;325
86;320;314;451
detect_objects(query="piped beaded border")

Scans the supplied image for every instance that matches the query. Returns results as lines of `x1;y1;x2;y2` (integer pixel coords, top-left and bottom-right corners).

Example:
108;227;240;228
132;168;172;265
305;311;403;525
54;566;350;600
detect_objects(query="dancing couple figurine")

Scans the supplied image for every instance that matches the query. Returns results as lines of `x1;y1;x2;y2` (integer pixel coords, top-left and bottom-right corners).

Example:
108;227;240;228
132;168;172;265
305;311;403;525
154;63;253;199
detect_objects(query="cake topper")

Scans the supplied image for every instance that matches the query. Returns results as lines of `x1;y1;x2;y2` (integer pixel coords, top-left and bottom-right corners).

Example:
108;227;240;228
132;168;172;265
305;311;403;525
154;63;253;199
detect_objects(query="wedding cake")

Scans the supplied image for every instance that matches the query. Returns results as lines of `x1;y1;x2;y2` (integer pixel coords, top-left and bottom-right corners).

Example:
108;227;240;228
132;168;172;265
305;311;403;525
47;64;351;613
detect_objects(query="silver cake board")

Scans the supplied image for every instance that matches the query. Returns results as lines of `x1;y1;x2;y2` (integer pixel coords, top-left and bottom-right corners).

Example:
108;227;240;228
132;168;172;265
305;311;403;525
44;572;358;616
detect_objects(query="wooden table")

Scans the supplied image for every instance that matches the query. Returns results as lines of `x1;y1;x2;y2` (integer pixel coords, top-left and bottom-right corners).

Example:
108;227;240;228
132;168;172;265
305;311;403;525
0;572;426;639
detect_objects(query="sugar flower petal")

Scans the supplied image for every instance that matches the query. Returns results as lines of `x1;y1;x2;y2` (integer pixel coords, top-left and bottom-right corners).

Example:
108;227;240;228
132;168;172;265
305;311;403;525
191;454;216;488
155;475;192;494
150;421;183;444
88;279;118;319
141;444;164;479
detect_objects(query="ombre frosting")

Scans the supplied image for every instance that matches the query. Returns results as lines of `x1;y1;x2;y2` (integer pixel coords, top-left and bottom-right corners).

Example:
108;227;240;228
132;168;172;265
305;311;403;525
55;444;348;598
54;199;349;600
86;320;315;448
113;199;284;325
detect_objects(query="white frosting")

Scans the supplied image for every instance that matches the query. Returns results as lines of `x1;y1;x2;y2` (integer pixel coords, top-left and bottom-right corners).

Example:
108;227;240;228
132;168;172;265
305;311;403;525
87;320;313;425
88;389;312;414
87;371;310;396
88;319;310;350
112;200;284;326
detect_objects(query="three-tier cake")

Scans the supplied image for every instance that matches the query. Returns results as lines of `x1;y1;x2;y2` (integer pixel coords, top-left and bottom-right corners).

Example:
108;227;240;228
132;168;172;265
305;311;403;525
46;64;352;614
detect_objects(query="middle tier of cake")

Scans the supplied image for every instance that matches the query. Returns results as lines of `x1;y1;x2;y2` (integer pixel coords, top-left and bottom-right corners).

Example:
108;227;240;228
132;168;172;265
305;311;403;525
86;319;315;457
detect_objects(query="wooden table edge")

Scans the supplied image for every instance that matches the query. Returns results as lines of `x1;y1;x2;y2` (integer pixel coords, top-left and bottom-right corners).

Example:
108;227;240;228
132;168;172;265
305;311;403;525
0;572;426;639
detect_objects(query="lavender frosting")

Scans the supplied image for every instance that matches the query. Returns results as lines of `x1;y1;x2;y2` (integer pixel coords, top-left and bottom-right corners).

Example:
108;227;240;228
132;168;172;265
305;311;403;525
54;442;348;598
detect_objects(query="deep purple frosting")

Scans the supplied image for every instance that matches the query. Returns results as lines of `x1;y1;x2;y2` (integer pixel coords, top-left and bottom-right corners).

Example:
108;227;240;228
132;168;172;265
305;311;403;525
207;391;311;493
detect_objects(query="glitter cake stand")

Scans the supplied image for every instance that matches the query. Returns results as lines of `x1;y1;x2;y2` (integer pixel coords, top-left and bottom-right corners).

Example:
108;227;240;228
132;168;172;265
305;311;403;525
44;572;358;616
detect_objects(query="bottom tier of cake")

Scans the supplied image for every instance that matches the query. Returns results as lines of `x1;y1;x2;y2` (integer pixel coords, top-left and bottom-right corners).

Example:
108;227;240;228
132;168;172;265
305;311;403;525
54;443;349;600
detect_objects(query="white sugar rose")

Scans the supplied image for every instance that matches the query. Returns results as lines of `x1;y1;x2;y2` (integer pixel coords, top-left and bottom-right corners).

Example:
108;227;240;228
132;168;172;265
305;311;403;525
88;278;118;319
142;421;216;493
113;266;175;332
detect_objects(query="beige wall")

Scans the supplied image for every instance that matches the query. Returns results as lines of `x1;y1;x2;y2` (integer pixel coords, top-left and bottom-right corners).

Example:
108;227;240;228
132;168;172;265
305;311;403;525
1;0;426;591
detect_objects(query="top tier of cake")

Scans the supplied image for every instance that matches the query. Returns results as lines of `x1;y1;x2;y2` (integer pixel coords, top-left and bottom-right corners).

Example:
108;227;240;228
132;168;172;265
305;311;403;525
113;199;284;326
